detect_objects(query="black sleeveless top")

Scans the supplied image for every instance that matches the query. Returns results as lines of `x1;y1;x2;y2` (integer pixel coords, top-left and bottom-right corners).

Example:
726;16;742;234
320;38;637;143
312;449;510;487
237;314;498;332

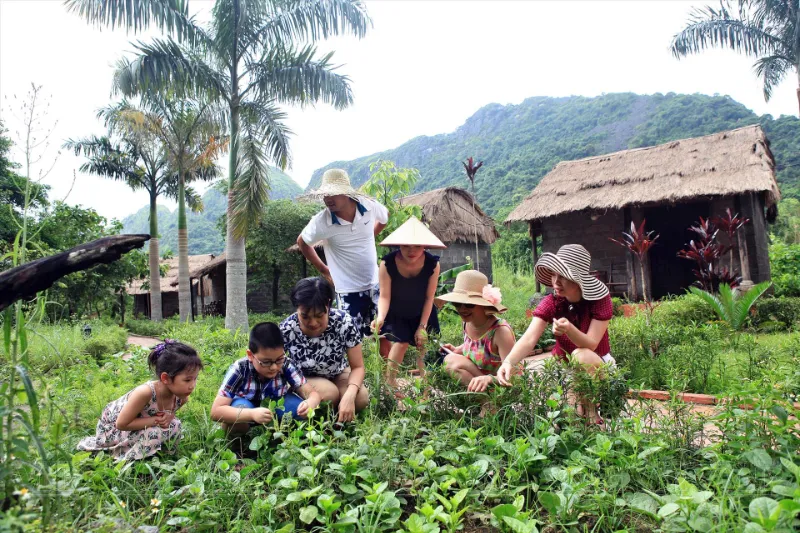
383;250;439;318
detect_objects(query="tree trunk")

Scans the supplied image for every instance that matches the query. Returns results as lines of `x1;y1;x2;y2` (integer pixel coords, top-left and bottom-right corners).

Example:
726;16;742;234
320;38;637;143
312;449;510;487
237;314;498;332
178;171;191;323
148;193;163;322
470;184;480;273
225;9;249;332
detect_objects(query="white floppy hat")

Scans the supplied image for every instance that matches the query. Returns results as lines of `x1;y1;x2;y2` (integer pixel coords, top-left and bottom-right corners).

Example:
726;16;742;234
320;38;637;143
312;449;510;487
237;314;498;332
380;216;446;249
534;244;609;301
299;168;371;201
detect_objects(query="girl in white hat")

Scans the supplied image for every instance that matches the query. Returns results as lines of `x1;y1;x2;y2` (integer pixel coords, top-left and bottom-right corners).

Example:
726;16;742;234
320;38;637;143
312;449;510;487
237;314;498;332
371;217;444;388
497;244;613;424
436;270;516;392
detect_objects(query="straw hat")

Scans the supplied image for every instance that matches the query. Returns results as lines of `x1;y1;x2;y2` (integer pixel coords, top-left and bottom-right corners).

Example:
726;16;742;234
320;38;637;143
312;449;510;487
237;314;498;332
299;168;371;201
380;216;446;249
534;244;609;301
435;270;507;313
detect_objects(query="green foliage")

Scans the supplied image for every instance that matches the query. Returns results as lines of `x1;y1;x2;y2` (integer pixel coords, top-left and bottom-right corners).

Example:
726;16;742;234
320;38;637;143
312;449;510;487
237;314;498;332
4;266;800;531
246;199;321;312
307;93;800;214
754;297;800;330
689;282;773;332
125;317;169;338
769;239;800;297
651;293;716;327
81;324;128;360
362;160;423;258
611;297;624;318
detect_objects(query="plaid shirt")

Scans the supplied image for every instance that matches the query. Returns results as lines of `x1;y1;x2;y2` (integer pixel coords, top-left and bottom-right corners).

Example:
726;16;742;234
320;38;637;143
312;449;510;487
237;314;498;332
532;294;613;360
218;357;307;403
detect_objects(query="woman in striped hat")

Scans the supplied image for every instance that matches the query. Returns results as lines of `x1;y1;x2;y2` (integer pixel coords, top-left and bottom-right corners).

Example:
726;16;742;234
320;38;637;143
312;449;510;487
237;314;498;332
497;244;614;423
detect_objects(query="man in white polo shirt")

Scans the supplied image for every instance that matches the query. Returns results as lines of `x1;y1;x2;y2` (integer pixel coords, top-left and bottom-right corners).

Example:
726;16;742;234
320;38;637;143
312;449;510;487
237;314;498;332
296;169;390;337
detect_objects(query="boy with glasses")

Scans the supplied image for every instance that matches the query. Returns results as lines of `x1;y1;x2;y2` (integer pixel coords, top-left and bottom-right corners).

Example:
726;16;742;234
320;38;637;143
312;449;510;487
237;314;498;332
211;322;321;436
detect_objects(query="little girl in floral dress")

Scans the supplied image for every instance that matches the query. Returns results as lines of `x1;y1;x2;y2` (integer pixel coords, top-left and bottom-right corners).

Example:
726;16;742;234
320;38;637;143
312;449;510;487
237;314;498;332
77;340;202;461
437;270;516;392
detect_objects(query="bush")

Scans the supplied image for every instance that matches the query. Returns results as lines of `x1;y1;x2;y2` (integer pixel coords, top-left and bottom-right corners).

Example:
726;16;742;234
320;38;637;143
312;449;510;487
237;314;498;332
611;297;624;317
769;241;800;297
125;318;169;338
651;293;715;327
81;323;128;359
753;297;800;329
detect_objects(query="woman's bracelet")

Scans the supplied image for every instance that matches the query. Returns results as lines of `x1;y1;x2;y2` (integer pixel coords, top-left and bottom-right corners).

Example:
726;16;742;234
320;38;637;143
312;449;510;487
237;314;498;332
347;383;360;391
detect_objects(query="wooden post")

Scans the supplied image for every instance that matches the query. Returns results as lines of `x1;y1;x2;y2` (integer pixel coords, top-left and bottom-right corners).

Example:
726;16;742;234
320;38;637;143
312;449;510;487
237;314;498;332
190;278;196;321
737;194;754;290
530;221;541;293
199;274;206;317
302;256;308;278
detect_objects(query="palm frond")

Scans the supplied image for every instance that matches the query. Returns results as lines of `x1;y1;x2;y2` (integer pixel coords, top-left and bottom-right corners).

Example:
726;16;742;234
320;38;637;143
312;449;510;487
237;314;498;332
256;0;371;46
754;54;793;100
113;39;228;101
718;282;736;324
64;136;148;191
211;0;268;64
688;286;726;322
733;280;772;329
183;185;204;213
64;0;210;48
239;100;293;169
671;6;785;59
229;131;270;240
250;45;353;109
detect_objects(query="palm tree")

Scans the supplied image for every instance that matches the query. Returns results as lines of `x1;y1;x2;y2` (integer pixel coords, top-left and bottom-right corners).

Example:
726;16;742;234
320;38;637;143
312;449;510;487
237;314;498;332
671;0;800;115
101;98;226;322
69;0;372;331
64;111;175;322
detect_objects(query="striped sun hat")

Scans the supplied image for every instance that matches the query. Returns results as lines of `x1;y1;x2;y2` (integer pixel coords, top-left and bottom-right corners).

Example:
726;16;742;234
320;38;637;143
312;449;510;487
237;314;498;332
534;244;609;301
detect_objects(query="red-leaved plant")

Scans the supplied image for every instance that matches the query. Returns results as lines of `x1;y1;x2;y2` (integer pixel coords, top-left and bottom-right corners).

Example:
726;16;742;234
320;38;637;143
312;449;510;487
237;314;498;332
712;208;750;273
609;219;659;303
677;216;743;292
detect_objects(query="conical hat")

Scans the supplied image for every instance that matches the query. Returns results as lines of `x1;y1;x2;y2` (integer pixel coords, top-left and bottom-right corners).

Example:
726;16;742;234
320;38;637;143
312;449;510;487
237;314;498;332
380;216;446;249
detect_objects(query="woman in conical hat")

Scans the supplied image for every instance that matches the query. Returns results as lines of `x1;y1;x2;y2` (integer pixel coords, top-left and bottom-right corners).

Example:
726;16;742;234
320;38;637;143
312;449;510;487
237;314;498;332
371;216;445;388
436;270;516;392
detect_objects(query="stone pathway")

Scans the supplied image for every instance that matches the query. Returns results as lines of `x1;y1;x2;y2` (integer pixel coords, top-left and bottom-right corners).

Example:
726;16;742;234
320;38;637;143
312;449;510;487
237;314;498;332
121;335;161;360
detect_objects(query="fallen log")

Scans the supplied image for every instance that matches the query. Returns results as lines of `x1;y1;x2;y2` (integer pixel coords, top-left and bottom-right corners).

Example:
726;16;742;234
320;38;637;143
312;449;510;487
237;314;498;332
0;234;150;311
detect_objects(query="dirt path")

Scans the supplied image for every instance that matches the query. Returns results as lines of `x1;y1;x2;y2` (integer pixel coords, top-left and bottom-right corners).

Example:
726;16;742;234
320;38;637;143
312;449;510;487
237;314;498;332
122;335;161;360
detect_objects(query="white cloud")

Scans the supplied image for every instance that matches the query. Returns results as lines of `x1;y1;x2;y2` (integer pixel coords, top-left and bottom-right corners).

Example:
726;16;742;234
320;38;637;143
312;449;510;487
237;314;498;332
1;0;797;221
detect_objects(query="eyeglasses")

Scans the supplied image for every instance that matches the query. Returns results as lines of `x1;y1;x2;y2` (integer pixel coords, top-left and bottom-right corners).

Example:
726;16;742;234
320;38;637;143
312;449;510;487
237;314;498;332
253;356;285;368
451;302;476;309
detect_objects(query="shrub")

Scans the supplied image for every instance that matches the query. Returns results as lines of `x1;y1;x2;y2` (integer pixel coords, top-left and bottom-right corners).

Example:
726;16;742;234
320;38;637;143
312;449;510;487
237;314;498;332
753;297;800;329
81;323;128;359
769;240;800;297
125;317;169;338
651;293;715;327
611;297;625;317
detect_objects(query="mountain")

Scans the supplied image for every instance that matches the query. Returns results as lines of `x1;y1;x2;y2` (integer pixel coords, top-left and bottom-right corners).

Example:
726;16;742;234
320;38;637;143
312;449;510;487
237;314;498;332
307;93;800;215
122;166;303;255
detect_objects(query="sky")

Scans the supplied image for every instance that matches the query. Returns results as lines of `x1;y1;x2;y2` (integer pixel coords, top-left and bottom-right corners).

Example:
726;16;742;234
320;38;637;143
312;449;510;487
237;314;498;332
1;0;799;222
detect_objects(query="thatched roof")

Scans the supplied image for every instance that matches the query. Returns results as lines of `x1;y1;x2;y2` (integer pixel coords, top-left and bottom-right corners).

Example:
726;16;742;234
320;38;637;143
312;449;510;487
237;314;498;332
506;125;781;223
127;254;216;295
188;253;225;280
400;187;498;244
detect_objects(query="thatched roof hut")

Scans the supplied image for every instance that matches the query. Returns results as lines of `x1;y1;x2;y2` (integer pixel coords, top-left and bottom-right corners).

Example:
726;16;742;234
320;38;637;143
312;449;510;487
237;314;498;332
507;125;779;300
506;125;780;223
400;187;499;244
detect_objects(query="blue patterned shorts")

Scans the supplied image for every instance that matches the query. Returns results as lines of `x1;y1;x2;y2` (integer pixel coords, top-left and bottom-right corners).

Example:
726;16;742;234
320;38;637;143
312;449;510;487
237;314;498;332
336;284;379;338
